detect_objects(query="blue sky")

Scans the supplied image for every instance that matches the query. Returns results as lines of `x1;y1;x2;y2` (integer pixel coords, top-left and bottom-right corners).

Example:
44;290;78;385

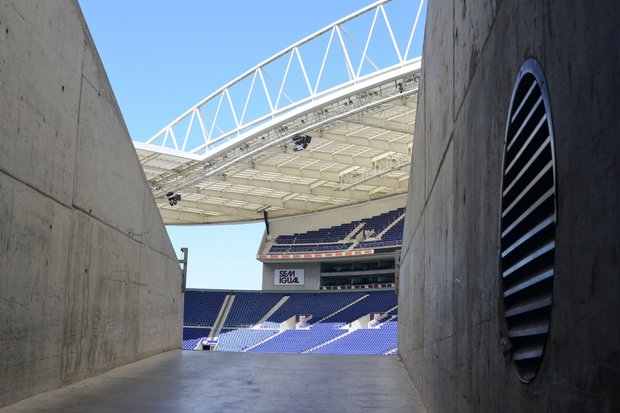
79;0;425;290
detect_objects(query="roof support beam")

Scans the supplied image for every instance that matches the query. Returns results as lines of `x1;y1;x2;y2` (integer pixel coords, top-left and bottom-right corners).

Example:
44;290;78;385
317;130;410;154
345;114;413;134
251;163;341;182
337;173;409;190
160;208;253;224
194;195;328;215
159;201;261;220
291;145;375;168
208;175;372;200
401;98;418;110
195;189;335;212
143;164;177;175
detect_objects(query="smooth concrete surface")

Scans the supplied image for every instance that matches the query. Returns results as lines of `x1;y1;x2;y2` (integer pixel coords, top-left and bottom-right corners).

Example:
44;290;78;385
399;0;620;412
0;351;427;413
0;0;182;406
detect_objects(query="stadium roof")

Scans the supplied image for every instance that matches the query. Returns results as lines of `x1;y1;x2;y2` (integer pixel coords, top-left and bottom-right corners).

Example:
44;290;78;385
134;0;423;224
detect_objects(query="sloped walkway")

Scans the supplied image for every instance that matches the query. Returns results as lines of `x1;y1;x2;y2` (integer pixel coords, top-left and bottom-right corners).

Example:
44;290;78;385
0;351;426;413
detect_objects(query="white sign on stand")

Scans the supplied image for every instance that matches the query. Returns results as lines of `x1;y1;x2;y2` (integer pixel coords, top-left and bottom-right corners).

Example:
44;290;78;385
274;269;305;285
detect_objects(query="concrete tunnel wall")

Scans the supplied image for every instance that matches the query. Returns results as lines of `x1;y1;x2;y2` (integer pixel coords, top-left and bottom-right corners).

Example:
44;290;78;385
398;1;619;412
0;0;182;407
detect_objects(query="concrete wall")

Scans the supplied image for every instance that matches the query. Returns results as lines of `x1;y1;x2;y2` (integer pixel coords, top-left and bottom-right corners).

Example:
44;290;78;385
399;1;619;412
0;0;182;407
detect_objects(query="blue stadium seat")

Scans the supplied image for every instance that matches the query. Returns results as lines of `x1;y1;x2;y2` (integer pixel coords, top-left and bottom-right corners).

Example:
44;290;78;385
182;327;211;350
184;291;227;326
320;291;397;324
248;329;346;354
216;328;279;352
268;292;365;323
183;290;398;354
308;321;397;355
268;207;405;254
224;293;284;327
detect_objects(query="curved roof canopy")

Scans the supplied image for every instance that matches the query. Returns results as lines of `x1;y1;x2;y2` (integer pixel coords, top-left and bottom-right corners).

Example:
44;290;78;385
134;0;424;224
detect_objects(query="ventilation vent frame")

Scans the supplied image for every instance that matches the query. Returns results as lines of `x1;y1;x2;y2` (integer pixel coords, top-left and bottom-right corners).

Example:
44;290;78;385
499;58;557;384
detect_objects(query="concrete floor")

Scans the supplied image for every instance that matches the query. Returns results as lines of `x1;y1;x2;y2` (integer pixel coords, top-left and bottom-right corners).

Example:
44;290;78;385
0;351;426;413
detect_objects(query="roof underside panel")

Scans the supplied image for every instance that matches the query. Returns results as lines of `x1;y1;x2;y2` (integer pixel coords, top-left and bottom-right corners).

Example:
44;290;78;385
136;67;419;224
134;0;424;224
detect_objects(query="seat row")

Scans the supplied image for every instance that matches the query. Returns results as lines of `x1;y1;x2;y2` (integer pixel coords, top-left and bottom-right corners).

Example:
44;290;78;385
268;208;405;254
184;290;396;328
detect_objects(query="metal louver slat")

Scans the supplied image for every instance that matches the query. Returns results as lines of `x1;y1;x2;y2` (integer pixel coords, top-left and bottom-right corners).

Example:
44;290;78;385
512;343;545;361
507;96;543;153
504;294;552;318
507;320;549;338
502;161;553;219
502;241;555;279
501;215;555;259
503;137;551;197
506;113;547;174
510;80;537;123
500;187;554;239
503;268;554;298
499;59;557;384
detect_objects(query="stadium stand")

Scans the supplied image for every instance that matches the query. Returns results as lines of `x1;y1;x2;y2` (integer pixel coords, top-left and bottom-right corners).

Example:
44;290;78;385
182;327;211;350
309;321;397;355
267;208;405;254
309;322;347;330
275;221;360;244
216;328;279;352
225;293;284;327
269;243;352;253
267;292;365;323
183;290;398;355
320;291;397;324
184;291;227;326
351;208;403;238
248;328;346;354
357;216;405;249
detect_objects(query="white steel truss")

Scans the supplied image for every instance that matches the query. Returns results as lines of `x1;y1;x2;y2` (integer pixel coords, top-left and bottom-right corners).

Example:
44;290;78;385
135;0;425;224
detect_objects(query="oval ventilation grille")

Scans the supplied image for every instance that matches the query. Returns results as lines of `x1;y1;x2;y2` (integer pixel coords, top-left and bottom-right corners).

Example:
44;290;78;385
499;59;556;383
